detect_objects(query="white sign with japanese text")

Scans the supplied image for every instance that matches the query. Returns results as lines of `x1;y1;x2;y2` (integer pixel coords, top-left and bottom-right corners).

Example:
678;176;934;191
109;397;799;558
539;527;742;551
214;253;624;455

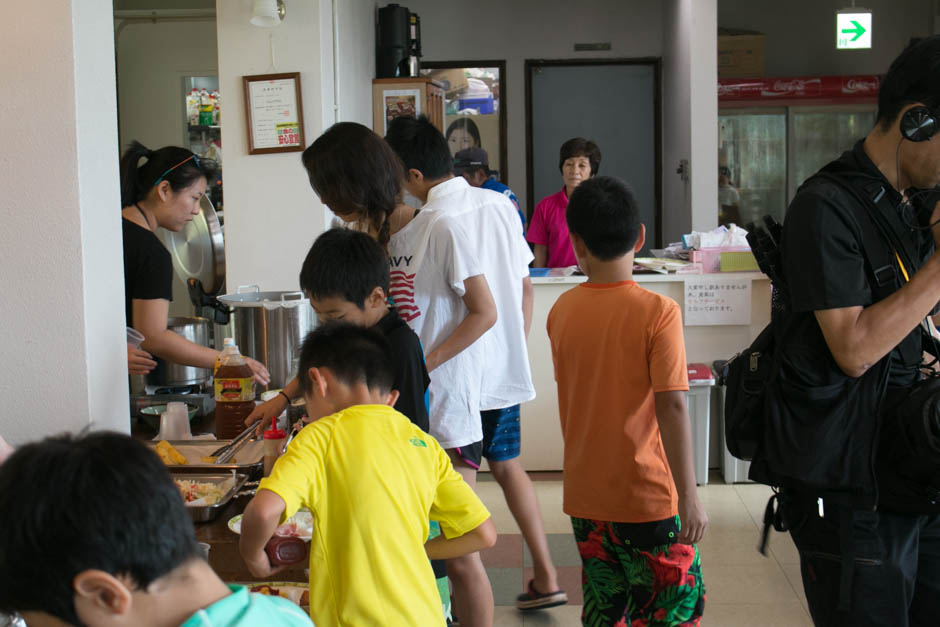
248;78;302;149
684;277;751;326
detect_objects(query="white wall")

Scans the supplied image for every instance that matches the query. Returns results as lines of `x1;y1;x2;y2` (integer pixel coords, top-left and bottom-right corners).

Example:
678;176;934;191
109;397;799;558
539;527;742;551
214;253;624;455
336;0;377;126
401;0;664;211
662;0;692;243
662;0;718;242
115;18;218;149
217;0;331;293
689;0;718;234
718;0;934;77
0;0;127;445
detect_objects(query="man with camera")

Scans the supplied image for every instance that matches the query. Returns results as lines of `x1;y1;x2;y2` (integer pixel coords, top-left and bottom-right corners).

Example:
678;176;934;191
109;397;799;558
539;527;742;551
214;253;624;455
771;36;940;626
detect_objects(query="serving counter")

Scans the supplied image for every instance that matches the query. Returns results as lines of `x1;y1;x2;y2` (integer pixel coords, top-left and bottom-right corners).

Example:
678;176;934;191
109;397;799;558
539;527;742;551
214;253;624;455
518;272;770;471
134;414;306;584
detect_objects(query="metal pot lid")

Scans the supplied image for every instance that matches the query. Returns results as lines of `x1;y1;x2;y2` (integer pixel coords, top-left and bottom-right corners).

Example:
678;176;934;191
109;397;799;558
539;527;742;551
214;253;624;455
217;286;308;308
160;195;226;295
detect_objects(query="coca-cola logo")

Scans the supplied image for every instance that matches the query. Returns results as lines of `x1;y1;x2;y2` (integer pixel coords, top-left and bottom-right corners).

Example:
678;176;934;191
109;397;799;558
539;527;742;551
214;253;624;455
718;83;747;97
843;77;878;94
762;78;821;97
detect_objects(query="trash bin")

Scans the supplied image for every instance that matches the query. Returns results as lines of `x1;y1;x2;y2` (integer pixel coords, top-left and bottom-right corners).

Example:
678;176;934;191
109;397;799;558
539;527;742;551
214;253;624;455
687;363;715;485
713;359;752;484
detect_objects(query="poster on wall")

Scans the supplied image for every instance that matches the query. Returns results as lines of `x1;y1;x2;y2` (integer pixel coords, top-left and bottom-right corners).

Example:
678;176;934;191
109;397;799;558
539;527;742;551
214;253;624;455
243;72;306;155
383;89;422;135
683;277;752;326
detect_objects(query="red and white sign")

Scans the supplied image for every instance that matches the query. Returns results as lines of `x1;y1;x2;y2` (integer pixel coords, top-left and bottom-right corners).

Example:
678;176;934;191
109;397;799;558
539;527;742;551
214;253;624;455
718;75;879;102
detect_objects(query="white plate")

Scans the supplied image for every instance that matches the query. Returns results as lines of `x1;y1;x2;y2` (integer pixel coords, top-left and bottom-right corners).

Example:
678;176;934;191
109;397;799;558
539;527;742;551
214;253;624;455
228;508;313;541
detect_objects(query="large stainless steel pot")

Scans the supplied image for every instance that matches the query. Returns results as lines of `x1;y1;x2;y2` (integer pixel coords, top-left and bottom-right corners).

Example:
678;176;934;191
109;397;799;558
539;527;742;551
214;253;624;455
216;286;316;390
146;317;211;387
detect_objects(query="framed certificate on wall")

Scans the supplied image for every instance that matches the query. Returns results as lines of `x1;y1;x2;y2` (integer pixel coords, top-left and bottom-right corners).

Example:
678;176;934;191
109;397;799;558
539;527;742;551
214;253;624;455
243;72;306;155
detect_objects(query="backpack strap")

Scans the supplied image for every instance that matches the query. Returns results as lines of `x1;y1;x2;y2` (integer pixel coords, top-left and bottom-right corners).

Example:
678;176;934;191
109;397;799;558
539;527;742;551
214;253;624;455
808;171;903;303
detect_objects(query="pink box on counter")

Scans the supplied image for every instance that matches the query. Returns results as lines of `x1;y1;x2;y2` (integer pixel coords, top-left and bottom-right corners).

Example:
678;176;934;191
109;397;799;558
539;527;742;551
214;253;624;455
690;247;753;273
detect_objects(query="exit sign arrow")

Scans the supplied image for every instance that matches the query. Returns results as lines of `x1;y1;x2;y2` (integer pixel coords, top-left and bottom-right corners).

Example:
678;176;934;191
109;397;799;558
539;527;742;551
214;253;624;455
841;20;866;42
836;11;872;50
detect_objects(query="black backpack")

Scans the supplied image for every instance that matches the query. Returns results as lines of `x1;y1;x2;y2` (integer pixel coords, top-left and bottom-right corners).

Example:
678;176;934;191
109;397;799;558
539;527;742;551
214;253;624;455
722;167;910;504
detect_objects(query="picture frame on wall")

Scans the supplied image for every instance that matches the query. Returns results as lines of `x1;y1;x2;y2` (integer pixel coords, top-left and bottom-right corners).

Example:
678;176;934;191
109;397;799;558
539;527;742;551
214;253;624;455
243;72;305;155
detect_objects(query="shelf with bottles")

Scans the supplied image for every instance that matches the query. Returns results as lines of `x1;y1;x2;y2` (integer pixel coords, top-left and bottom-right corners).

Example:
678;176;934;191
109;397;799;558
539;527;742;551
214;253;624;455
188;124;221;132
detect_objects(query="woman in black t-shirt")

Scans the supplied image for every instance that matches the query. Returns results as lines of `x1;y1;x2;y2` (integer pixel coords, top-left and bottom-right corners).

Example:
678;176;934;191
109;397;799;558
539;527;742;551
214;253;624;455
119;141;269;385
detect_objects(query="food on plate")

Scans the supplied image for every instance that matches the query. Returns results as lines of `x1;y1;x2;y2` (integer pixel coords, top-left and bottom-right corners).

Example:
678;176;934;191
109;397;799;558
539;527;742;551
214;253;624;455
156;440;187;465
228;509;314;541
250;584;309;607
174;478;228;505
201;455;236;464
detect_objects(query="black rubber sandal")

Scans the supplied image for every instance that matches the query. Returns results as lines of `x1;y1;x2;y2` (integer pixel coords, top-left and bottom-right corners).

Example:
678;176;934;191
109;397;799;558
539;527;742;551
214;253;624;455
515;579;568;610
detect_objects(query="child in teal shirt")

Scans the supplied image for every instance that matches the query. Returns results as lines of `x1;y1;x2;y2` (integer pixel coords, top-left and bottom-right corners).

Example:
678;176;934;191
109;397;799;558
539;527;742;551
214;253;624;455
0;432;312;627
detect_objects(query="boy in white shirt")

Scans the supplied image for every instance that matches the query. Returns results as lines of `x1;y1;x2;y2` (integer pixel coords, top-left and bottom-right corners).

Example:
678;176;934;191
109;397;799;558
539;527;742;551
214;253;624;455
386;115;566;615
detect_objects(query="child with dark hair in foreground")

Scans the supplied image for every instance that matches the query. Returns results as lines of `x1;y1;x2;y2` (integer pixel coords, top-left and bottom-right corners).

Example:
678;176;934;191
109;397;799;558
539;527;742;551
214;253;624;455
547;176;708;625
0;432;312;627
239;323;496;626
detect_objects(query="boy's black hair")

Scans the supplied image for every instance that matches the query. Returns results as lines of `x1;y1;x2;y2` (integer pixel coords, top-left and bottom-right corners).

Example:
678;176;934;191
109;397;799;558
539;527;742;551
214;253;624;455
385;115;454;180
0;432;198;624
299;228;390;308
566;176;641;261
297;322;395;396
877;35;940;130
558;137;602;176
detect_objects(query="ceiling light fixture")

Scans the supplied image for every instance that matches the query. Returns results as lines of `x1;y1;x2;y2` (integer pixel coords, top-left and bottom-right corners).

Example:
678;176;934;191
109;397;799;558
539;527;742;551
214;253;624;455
250;0;286;27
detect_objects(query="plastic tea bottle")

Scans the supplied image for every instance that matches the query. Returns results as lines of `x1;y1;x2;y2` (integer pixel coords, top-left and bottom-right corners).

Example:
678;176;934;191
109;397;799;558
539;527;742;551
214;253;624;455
213;342;255;440
187;89;200;126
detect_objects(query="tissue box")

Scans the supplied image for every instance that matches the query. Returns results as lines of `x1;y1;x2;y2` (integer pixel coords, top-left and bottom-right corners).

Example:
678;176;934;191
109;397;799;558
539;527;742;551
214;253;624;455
691;247;756;273
720;250;759;272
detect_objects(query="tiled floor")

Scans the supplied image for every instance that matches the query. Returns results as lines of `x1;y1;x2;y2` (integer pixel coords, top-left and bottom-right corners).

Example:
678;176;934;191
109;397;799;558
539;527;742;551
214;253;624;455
475;473;812;626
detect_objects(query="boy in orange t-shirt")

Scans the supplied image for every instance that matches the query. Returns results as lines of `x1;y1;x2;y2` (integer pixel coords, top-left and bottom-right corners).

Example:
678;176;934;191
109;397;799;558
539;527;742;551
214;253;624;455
546;176;707;626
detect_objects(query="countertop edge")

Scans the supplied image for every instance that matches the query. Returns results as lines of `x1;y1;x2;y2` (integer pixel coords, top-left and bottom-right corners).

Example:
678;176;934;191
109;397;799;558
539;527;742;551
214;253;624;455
531;271;769;285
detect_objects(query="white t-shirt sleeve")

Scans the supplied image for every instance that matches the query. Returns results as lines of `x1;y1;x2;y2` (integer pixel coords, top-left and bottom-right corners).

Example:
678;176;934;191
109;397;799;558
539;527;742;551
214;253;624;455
433;216;483;297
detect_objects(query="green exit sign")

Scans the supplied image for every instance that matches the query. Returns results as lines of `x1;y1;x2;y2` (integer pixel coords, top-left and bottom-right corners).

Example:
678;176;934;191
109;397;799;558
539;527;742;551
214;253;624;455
837;11;872;49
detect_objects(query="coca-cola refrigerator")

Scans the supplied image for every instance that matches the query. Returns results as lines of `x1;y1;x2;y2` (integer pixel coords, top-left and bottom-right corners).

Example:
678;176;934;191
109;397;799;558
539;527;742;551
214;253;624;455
717;75;879;227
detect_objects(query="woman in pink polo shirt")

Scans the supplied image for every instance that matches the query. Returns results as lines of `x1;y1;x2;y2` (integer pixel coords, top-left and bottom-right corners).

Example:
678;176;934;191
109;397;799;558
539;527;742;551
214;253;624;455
527;138;602;267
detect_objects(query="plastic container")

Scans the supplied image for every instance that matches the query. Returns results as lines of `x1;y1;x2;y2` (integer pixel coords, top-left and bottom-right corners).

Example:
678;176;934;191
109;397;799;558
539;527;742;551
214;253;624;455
214;343;255;440
687;363;715;485
127;327;145;348
458;96;494;114
263;426;287;476
264;535;308;566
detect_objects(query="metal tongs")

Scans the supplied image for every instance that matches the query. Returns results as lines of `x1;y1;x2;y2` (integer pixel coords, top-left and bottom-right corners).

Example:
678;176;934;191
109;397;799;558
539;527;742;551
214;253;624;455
211;420;259;464
281;418;305;454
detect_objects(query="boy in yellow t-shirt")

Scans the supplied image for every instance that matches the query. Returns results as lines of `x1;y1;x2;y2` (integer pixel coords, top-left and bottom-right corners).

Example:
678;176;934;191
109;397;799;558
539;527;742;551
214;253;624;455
239;323;496;626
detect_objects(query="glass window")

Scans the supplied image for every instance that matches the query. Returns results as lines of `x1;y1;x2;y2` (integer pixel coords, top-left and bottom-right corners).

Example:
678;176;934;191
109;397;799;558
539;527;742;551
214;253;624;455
718;112;787;227
790;108;876;198
718;105;876;227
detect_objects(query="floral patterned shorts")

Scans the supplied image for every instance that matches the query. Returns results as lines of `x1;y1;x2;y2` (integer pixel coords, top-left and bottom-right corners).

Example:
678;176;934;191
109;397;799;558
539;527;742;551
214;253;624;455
571;516;705;627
